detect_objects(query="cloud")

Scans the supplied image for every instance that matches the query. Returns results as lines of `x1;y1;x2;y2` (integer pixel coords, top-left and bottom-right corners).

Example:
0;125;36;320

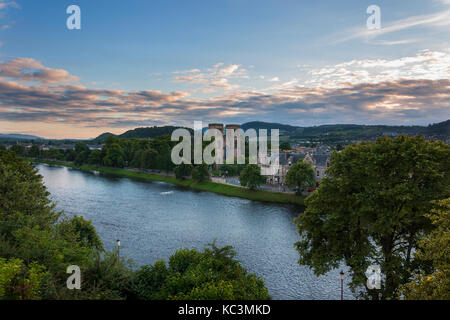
334;9;450;44
0;57;79;83
0;1;19;10
172;68;201;74
1;52;449;133
306;50;450;87
268;77;280;82
172;62;247;91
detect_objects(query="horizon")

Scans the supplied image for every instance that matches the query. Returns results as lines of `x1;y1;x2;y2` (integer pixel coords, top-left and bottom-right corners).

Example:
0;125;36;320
0;0;449;139
1;118;448;141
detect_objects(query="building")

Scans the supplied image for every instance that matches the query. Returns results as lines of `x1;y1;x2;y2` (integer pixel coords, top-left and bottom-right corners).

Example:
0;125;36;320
263;150;331;186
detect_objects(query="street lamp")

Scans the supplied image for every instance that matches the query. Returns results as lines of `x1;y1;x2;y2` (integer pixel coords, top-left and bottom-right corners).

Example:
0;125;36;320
340;270;344;300
116;239;121;263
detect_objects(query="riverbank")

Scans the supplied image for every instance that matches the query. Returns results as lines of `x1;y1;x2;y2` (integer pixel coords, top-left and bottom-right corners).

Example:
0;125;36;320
30;159;305;206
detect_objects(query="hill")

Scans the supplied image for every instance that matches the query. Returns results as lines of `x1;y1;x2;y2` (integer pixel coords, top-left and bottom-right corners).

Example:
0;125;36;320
0;133;44;142
240;120;449;143
91;119;449;144
92;126;192;143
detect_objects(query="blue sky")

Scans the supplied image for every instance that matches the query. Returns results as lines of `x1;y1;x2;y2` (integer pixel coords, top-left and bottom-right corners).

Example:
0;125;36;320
0;0;449;138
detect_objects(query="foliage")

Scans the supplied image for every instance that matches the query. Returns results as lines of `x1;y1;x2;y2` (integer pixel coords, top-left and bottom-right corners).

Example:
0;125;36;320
0;150;130;300
128;242;270;300
192;164;210;182
0;258;48;300
294;135;450;299
103;143;125;168
56;215;104;251
239;164;266;190
10;144;25;156
174;163;193;180
286;161;315;195
280;142;291;150
401;198;450;300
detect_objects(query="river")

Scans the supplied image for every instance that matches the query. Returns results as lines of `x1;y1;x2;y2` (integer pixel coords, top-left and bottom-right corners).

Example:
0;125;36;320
36;164;353;300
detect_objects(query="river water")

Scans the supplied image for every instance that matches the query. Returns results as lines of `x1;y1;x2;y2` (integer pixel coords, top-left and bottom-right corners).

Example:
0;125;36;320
36;164;353;300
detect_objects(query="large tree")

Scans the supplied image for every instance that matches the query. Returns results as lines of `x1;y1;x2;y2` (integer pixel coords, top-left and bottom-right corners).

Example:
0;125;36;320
239;164;266;190
401;198;450;300
192;164;210;182
295;135;450;299
128;243;270;300
286;161;315;195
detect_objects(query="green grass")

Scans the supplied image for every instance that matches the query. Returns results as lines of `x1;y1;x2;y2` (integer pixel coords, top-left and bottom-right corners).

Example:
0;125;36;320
29;159;305;206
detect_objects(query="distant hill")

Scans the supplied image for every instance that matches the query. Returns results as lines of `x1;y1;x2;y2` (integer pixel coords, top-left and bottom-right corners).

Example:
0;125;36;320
240;120;449;143
92;126;192;143
0;133;44;141
90;119;450;144
92;132;116;143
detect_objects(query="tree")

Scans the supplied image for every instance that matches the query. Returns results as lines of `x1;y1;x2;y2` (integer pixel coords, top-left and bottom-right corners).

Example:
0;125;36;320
280;142;291;151
294;135;450;300
10;144;25;156
87;149;103;165
192;164;209;182
141;148;158;169
286;161;315;195
239;164;266;190
74;150;90;165
0;150;131;300
0;258;48;300
56;215;103;250
401;198;450;300
74;142;90;155
28;145;40;158
103;143;125;168
128;243;270;300
174;163;192;180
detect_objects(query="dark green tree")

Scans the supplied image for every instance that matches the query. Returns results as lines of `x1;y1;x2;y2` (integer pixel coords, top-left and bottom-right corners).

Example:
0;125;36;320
74;142;90;155
239;164;266;190
10;144;25;156
294;135;450;300
280;142;291;151
192;164;209;182
286;161;315;195
87;149;103;165
28;145;41;158
128;243;270;300
103;143;125;168
74;150;90;165
174;163;192;180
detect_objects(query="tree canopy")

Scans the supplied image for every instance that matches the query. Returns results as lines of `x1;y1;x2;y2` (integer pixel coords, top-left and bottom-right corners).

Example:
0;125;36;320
294;135;450;299
401;198;450;300
286;161;315;195
128;242;270;300
239;164;266;190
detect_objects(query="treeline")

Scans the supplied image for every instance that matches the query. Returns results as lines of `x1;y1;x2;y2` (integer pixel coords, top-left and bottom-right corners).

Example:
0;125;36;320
7;135;176;172
4;135;252;180
0;150;270;300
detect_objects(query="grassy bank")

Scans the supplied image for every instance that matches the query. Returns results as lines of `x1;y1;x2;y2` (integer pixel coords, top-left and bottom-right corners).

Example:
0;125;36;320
30;159;305;206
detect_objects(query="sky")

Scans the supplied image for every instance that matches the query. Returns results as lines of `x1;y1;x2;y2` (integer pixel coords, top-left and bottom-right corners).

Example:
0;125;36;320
0;0;449;139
